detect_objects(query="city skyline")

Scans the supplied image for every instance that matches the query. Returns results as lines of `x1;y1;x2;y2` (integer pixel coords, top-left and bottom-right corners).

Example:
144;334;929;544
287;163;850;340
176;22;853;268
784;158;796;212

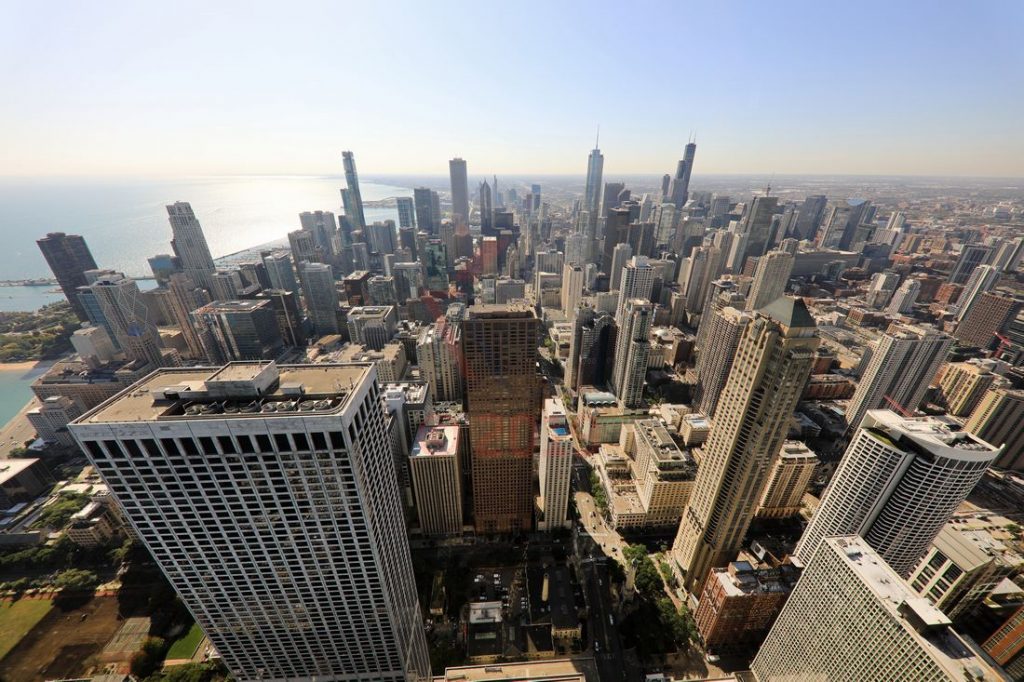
2;2;1023;178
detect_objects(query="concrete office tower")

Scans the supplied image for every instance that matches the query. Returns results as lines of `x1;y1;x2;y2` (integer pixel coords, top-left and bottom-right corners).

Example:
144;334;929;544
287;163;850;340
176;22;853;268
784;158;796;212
564;232;589;268
561;263;585;316
845;323;952;432
745;250;794;312
937;360;997;417
395;196;416;229
752;536;1002;682
494;277;526;304
887;278;922;315
37;232;98;321
609;243;633;291
449;158;469;225
966;387;1024;471
298;210;339;257
792;195;828;241
69;362;431;682
71;325;118;367
667;141;697;209
409;425;462;536
414;187;437;234
756;441;818;519
348;306;398;350
463;304;539;534
535;250;565;277
795;410;1001;576
909;524;1024;621
679;245;724;316
818;198;871;250
538;399;573;531
673;298;818;595
615;256;655;325
950;243;994;285
476;181;493;234
367;221;398;256
87;274;165;366
738;195;779;264
955;265;1001;322
693;306;752;419
166;202;216;292
258;289;306;348
190;300;283;363
300;262;340;337
583;140;604;240
611;299;653;408
955;291;1022;349
416;318;464;404
288;228;319;266
262;251;299;296
341;150;366;230
566;307;616;391
166;273;211;359
210;269;243;301
863;271;899;310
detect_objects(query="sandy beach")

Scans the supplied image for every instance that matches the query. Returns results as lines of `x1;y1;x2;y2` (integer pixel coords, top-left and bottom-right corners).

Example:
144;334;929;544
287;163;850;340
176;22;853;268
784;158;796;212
0;360;47;373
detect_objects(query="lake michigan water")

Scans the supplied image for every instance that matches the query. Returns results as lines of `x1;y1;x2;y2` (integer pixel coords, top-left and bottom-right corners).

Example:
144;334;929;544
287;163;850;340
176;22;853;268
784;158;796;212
0;175;412;424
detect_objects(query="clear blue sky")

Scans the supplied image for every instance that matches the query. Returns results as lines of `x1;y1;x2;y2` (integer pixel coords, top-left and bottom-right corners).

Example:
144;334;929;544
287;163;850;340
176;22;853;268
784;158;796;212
2;0;1021;177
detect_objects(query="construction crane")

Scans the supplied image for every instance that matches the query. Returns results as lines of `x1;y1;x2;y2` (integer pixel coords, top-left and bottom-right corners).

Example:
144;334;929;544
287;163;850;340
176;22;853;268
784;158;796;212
883;394;914;417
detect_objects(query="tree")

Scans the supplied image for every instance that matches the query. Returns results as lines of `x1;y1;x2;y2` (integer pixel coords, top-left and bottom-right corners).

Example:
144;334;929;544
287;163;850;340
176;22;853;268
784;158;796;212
53;568;100;592
656;597;695;648
130;637;167;679
155;662;221;682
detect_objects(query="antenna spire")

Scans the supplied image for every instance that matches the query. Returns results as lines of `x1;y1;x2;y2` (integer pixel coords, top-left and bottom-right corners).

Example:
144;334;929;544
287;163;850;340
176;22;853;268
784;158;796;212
595;125;600;149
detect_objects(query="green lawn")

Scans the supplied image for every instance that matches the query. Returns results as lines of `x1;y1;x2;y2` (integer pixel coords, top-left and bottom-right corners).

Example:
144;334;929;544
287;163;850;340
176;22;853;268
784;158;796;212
0;599;53;660
166;622;204;659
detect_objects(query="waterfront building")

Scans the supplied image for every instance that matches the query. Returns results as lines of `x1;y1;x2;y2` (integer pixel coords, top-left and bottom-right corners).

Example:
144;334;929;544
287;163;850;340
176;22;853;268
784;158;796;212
36;232;98;321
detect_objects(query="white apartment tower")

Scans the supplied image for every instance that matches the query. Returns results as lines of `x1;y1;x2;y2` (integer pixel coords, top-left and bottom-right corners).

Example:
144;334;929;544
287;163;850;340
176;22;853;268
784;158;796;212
561;263;586;318
611;299;653;408
693;306;752;419
752;536;1003;682
745;249;794;312
887;278;922;315
756;441;818;519
845;323;953;432
69;362;431;682
615;256;655;325
795;410;1002;576
538;398;574;531
166;201;217;291
609;242;633;291
673;298;818;595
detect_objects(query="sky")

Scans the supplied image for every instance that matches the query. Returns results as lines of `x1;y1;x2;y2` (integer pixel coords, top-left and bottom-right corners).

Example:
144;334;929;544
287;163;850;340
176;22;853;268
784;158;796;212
1;0;1022;178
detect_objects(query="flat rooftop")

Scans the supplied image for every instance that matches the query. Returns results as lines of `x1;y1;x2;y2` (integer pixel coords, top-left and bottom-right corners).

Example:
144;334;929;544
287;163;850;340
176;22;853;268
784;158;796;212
436;658;592;682
0;458;41;485
77;362;371;424
411;425;459;458
863;409;999;458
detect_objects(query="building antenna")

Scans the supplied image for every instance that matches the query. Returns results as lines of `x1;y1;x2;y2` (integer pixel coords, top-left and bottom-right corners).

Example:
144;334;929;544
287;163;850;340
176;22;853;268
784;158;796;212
595;125;600;149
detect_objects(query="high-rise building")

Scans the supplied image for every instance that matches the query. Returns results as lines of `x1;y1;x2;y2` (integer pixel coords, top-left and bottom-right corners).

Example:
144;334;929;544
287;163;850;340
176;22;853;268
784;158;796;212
673;298;818;594
69;362;431;681
966;387;1024;471
609;242;632;291
984;605;1024;677
950;243;994;285
396;196;416;229
414;187;437;234
745;250;794;312
300;262;340;336
190;299;283;363
865;270;902;309
679;245;724;316
298;210;339;260
845;323;952;432
752;536;1002;682
667;141;697;209
416;312;464;404
818;198;871;251
448;158;469;225
692;306;752;419
615;256;655;325
538;399;573;531
936;359;997;417
463;304;538;534
561;264;585;317
738;195;779;264
795;410;1001;576
257;288;306;348
262;251;299;297
367;221;398;256
210;269;243;301
792;195;828;242
954;291;1021;350
954;264;1000;322
477;181;493;235
409;425;463;536
908;524;1024;621
566;307;616;392
167;202;217;291
756;441;818;519
494;277;526;304
348;306;398;350
166;273;211;359
887;278;922;315
86;273;166;366
341;150;366;230
600;206;631;274
611;299;653;408
37;232;98;321
583;141;604;241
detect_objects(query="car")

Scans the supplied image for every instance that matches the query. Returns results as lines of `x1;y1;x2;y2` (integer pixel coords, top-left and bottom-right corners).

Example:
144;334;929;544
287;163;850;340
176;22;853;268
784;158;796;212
608;614;614;625
594;642;600;653
706;654;721;663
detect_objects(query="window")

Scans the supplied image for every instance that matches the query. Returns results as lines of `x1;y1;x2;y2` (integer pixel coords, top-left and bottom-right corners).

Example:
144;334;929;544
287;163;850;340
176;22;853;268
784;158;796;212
218;436;237;454
274;434;291;451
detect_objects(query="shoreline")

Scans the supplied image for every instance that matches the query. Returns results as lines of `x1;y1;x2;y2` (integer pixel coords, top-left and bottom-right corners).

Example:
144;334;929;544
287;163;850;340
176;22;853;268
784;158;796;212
0;360;51;373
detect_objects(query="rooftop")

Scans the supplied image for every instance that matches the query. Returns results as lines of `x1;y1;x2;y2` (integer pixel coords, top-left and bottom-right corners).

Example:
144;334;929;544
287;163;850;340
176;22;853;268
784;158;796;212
862;409;1001;460
0;458;41;485
436;658;591;682
76;361;371;424
411;425;459;458
759;296;817;330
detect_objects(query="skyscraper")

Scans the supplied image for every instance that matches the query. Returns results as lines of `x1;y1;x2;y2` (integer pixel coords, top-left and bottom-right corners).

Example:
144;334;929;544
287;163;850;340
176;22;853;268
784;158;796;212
609;242;633;291
37;232;98;321
949;243;994;285
538;399;573;531
611;298;653;408
583;138;604;235
449;157;469;225
845;323;952;432
416;312;464;404
792;195;828;242
954;264;1000;322
679;245;724;316
413;187;437;234
300;262;340;336
566;307;616;391
409;425;463;536
936;359;997;417
738;195;779;265
673;298;818;594
752;536;1002;682
614;256;654;325
190;299;283;363
560;263;585;316
166;272;211;359
167;202;217;291
745;250;794;311
887;278;922;315
396;196;416;229
69;361;431;681
262;251;300;297
954;291;1021;350
667;141;697;209
795;410;1001;576
463;304;539;534
341;150;366;231
87;273;166;366
477;181;493;235
818;198;871;250
692;306;752;419
966;387;1024;471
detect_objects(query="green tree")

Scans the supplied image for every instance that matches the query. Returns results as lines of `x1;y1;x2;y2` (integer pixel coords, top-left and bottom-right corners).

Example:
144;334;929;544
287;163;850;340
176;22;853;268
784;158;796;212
153;662;221;682
130;637;167;679
53;568;100;592
31;492;90;529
